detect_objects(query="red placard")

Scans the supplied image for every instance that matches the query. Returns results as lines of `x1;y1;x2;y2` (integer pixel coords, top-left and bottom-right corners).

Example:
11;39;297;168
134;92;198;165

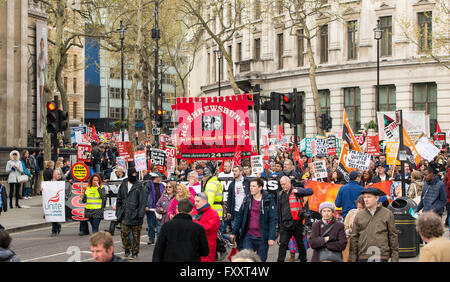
77;144;91;162
118;141;133;162
174;94;253;160
366;135;380;156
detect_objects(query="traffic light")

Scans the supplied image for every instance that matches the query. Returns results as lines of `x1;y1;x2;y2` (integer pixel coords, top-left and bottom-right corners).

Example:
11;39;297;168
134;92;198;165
319;113;327;130
326;115;332;131
261;92;281;111
293;93;303;124
156;109;165;127
280;93;294;124
46;101;58;134
58;110;69;132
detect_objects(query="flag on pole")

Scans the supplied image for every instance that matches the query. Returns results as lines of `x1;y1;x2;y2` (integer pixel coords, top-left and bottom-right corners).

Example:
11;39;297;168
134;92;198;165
91;125;100;143
294;143;303;171
278;124;284;141
436;121;442;133
342;109;362;152
232;144;242;167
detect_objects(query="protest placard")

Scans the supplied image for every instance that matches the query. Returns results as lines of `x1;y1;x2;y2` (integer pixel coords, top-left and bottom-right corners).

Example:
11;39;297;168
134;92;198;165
366;135;380;156
77;144;91;162
327;135;337;155
314;138;328;157
312;160;328;179
150;149;167;166
251;155;264;174
118;141;133;162
347;150;372;171
134;150;147;172
415;137;440;162
42;181;66;223
385;141;400;165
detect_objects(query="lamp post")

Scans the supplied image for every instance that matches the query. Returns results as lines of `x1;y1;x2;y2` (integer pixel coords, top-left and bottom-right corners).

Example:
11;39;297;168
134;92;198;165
152;0;160;146
373;20;382;109
214;49;222;97
117;20;126;140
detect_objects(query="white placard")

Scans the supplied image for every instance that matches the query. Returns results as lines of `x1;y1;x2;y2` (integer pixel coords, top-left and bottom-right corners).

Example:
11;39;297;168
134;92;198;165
42;181;66;222
346;150;372;171
415;137;440;162
251;155;264;174
312;160;328;179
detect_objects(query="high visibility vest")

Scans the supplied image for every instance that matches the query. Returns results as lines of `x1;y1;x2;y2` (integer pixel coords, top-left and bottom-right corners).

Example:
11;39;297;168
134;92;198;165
204;178;223;219
289;192;304;221
85;186;102;210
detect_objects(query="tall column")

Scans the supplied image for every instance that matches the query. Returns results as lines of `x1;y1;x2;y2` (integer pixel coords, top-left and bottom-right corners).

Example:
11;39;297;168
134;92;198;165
329;87;343;134
360;84;376;130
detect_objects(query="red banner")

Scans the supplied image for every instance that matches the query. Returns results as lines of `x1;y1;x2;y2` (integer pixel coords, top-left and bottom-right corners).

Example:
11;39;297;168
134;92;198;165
174;94;253;160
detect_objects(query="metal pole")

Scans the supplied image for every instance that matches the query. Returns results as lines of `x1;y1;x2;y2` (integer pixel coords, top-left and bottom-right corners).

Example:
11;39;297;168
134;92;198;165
218;55;221;97
399;110;406;197
293;88;298;146
377;37;380;109
153;0;160;146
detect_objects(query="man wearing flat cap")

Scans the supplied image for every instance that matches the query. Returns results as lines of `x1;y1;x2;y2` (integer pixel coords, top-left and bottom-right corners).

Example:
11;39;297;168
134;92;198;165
349;188;399;262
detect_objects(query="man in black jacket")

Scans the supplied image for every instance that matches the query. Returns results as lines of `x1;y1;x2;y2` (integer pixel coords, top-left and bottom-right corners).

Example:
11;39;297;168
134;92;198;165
116;167;147;260
152;198;209;262
277;159;300;181
277;176;313;262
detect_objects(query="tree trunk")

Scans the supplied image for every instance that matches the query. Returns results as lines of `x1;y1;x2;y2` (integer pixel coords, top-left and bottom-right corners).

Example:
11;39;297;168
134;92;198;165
304;29;323;136
140;55;153;135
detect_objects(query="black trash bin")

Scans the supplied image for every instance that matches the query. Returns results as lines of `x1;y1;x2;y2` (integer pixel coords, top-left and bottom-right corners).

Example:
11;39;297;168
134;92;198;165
388;197;420;258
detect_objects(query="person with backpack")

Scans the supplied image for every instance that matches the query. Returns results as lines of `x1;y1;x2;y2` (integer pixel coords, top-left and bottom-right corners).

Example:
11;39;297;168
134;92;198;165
277;176;313;262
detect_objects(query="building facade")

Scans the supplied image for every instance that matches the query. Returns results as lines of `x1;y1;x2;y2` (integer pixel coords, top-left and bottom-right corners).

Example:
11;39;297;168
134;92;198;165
188;0;450;138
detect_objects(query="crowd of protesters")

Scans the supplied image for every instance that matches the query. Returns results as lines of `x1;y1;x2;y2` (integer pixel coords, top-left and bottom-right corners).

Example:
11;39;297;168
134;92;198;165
2;137;450;262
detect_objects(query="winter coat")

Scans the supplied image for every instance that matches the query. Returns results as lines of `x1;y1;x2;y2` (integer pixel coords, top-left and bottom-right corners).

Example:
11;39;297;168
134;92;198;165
5;151;23;183
167;196;195;219
226;176;250;218
192;205;221;262
335;180;364;218
0;248;20;262
145;181;165;210
309;218;347;262
407;180;424;200
115;180;147;226
350;206;399;262
416;175;447;216
152;213;209;262
277;186;313;228
231;191;278;246
418;237;450;262
155;194;174;225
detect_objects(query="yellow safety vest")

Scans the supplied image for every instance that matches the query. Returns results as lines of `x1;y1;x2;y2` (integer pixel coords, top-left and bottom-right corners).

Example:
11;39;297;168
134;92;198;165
85;186;102;210
204;177;223;219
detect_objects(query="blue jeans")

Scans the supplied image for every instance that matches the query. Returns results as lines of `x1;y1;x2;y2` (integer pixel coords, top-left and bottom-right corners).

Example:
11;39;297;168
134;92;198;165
146;211;161;241
89;218;102;234
241;233;269;262
94;164;101;174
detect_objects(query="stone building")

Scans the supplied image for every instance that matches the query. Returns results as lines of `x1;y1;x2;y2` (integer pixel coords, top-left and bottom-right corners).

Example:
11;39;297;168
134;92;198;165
188;0;450;138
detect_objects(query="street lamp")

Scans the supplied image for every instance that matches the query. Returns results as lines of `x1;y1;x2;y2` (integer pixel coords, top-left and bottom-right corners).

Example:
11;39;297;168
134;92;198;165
373;20;382;110
214;49;222;97
117;20;127;140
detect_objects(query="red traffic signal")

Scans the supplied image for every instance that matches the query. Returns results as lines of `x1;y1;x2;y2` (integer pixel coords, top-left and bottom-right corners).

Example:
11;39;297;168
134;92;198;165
47;101;56;112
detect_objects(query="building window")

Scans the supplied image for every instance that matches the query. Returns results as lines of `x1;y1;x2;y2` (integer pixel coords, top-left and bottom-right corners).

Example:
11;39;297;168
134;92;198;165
237;42;242;62
344;87;361;131
418;11;432;52
413;82;437;133
254;0;261;20
64;77;68;91
380;16;392;56
73;54;77;69
73;101;77;119
135;108;143;120
109;87;121;99
254;38;261;60
347;20;358;60
277;33;284;69
297;29;304;66
319;89;330;115
207;52;210;84
110;107;122;119
377;85;396;111
320;25;328;63
73;77;77;93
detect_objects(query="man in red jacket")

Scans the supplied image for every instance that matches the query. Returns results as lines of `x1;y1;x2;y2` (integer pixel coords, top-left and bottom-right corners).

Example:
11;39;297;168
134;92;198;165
193;192;221;262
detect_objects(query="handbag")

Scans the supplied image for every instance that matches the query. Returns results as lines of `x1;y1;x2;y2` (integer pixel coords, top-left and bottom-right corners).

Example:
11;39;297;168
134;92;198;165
17;174;29;183
317;222;343;262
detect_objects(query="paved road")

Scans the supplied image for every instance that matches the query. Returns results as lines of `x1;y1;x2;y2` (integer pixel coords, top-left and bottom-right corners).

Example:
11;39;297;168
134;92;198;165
9;219;427;262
